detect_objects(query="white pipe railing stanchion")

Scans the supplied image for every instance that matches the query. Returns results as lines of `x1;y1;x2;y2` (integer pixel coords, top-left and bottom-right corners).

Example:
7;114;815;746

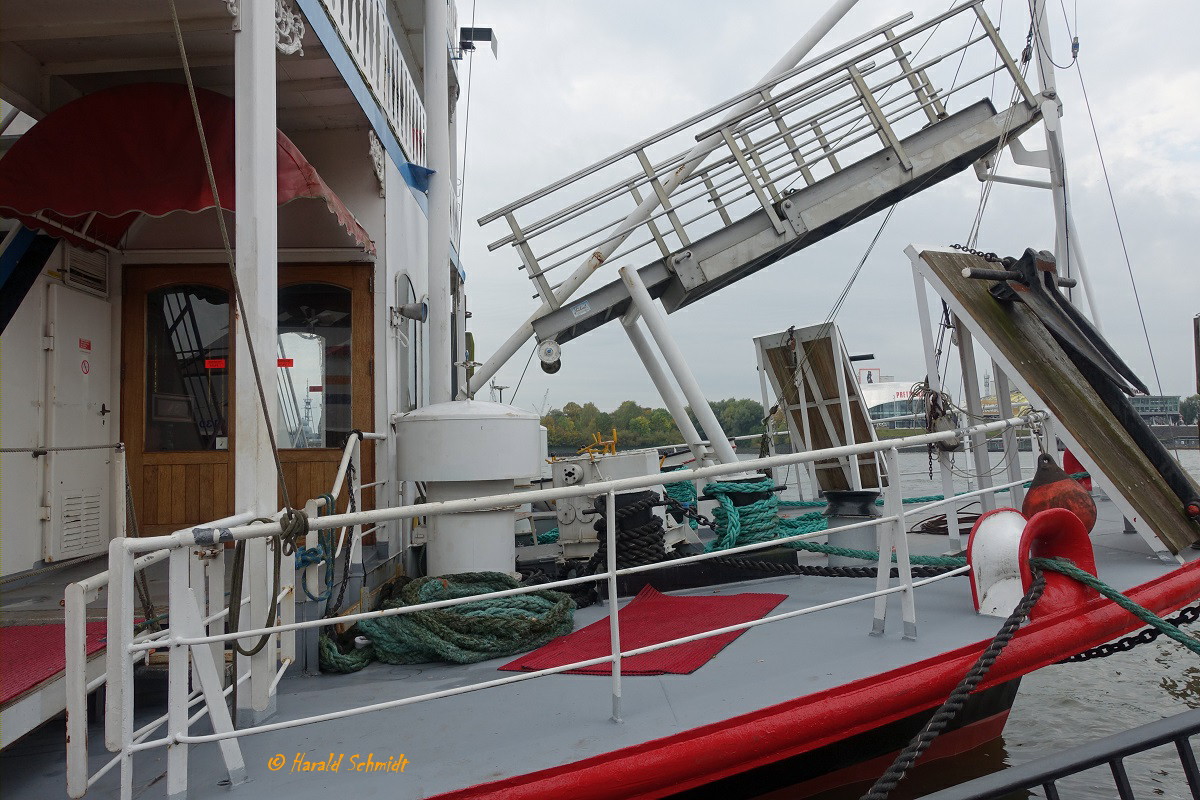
166;549;191;799
885;447;918;639
606;490;623;723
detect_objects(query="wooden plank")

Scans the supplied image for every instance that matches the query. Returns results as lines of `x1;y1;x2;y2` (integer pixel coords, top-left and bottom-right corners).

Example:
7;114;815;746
156;465;172;526
213;463;229;518
759;324;882;492
198;463;214;519
170;464;186;524
142;466;158;532
916;247;1200;553
185;464;200;522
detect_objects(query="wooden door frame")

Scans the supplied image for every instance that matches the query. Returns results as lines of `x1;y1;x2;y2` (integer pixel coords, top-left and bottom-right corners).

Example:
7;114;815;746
276;264;375;512
121;263;375;534
121;265;235;534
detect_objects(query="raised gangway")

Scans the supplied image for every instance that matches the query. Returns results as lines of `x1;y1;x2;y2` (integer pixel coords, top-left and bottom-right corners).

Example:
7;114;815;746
474;0;1043;375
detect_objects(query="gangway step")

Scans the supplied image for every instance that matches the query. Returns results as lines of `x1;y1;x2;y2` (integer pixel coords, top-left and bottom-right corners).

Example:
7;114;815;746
532;98;1040;347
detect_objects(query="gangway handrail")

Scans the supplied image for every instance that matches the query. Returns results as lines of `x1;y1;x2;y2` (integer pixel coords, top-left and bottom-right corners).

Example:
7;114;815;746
477;11;918;226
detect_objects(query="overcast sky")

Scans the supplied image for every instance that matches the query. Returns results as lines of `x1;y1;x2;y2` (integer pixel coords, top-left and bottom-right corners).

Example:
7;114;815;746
454;0;1200;416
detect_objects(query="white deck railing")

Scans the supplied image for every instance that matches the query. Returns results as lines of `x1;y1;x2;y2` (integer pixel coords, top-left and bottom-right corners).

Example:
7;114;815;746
70;411;1047;798
315;0;432;167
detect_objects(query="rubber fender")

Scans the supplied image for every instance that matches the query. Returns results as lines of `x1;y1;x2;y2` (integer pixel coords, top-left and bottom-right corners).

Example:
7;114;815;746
1023;453;1097;533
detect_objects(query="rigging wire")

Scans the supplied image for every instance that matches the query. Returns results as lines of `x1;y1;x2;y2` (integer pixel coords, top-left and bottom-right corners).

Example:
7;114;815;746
1073;57;1166;397
457;0;478;224
167;0;294;515
508;342;537;405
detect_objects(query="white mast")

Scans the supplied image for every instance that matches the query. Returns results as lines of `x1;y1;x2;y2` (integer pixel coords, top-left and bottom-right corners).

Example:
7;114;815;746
1028;0;1103;329
426;0;454;403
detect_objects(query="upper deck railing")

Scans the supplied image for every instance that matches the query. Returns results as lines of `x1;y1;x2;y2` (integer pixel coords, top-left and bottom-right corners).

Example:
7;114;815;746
477;0;1034;314
315;0;440;167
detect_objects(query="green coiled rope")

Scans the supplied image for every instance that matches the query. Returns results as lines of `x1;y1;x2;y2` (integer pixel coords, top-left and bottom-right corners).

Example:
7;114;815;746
319;572;575;673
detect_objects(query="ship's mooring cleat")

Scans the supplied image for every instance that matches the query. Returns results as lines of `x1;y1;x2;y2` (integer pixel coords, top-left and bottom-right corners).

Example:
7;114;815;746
1022;453;1097;534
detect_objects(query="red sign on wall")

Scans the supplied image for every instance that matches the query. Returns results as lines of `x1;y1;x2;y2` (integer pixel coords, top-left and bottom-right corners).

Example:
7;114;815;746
78;338;92;351
204;358;226;369
277;358;294;367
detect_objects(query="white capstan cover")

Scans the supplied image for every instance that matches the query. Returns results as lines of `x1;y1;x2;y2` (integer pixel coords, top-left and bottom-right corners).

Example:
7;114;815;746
394;400;541;482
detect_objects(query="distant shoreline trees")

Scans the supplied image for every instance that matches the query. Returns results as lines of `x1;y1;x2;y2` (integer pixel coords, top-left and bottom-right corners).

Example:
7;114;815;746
540;398;766;451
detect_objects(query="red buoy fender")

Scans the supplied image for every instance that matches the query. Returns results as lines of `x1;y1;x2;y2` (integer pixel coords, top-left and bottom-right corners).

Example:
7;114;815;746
1018;507;1099;620
1022;453;1098;533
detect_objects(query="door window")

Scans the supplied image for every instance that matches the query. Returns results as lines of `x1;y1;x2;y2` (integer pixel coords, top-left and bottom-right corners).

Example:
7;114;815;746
144;285;230;451
276;283;353;448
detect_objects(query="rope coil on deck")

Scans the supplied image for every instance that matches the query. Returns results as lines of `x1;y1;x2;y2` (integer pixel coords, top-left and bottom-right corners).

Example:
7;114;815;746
320;572;575;673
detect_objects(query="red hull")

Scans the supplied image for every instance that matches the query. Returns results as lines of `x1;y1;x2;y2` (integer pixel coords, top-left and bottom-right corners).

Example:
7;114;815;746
434;558;1200;800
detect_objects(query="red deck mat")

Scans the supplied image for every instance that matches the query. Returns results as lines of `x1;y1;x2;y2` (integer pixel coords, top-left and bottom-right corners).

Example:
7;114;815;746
1;622;107;706
500;586;786;676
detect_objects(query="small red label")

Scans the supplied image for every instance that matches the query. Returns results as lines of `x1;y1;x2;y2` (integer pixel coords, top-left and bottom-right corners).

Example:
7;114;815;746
80;360;90;374
308;385;323;392
78;338;91;351
204;358;226;369
277;358;294;368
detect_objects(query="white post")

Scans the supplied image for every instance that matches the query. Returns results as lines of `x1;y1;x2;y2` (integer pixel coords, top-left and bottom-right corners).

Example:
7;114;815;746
619;266;738;465
911;268;961;547
605;490;622;723
956;323;994;514
65;582;90;798
621;308;711;467
993;362;1025;509
884;447;917;639
469;0;864;393
234;0;278;722
1029;0;1102;330
425;0;453;403
754;345;780;487
832;330;862;491
167;549;191;800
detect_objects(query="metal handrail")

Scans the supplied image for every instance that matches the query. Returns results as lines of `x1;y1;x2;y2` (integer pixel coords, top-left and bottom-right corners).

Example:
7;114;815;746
916;708;1200;799
92;412;1046;797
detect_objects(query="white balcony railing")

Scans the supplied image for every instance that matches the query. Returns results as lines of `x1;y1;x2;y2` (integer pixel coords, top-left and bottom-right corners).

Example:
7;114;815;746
316;0;430;167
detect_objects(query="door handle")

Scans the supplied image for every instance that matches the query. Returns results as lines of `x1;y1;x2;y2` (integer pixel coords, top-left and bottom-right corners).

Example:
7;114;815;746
100;403;112;416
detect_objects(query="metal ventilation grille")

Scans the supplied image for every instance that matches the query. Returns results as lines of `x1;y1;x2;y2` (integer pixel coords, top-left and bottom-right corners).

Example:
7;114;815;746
60;489;104;556
64;247;109;297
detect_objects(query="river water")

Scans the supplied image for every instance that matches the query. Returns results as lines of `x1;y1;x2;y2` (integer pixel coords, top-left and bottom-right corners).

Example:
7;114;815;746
768;447;1200;799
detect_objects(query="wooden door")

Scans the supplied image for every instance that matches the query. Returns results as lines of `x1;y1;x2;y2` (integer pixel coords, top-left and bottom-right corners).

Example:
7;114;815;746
122;264;374;535
275;265;374;512
122;266;235;535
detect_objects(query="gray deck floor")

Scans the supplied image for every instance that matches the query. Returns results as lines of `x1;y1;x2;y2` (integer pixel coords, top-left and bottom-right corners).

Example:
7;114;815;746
3;498;1194;799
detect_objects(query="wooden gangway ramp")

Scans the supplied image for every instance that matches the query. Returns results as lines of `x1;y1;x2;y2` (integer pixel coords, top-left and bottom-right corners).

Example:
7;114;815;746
911;245;1200;555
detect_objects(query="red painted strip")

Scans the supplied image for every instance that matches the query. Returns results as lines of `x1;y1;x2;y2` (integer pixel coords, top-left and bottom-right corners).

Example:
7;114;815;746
204;358;226;369
277;358;294;368
432;559;1200;800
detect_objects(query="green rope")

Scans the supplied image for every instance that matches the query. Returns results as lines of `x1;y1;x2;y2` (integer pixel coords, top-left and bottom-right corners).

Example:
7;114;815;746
663;471;700;530
537;527;560;544
319;572;575;673
1031;557;1200;657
